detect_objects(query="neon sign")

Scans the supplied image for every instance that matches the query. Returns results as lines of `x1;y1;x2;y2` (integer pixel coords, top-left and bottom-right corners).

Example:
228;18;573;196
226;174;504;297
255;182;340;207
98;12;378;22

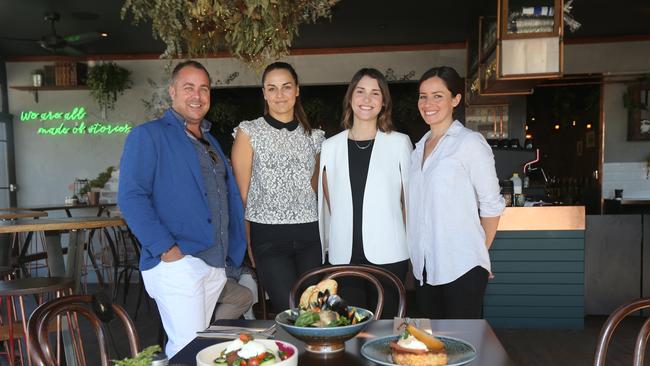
20;107;132;136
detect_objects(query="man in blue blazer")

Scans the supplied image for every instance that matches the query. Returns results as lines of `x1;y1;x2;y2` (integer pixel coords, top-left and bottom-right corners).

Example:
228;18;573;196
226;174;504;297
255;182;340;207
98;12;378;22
118;60;246;357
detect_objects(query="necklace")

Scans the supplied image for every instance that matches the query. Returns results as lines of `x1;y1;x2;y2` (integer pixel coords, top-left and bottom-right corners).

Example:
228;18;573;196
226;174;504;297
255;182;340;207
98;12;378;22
349;130;374;150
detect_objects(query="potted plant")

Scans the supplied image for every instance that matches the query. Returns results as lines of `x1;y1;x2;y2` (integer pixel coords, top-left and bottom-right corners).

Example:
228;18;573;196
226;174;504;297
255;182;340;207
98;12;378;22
80;166;115;205
87;62;133;118
113;345;161;366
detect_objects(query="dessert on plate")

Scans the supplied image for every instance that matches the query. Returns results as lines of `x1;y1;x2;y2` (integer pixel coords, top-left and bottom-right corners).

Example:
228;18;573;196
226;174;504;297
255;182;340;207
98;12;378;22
389;323;448;366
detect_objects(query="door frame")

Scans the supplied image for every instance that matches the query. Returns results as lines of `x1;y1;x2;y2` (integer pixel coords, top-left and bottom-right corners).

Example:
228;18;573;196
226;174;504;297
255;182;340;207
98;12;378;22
0;60;17;207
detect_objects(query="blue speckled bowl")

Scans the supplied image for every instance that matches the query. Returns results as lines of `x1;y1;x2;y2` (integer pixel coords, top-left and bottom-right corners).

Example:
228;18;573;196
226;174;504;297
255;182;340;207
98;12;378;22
275;307;374;354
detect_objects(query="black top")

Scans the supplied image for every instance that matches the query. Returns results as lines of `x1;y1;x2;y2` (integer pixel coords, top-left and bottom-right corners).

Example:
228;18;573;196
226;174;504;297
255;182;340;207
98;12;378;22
249;221;319;244
348;138;374;261
264;114;299;131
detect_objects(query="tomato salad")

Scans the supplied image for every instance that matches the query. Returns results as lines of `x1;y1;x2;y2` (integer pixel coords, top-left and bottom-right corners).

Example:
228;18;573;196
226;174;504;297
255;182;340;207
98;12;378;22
213;333;294;366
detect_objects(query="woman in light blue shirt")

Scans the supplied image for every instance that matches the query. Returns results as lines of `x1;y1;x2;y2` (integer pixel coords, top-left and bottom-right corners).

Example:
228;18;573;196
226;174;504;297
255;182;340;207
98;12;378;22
407;66;505;319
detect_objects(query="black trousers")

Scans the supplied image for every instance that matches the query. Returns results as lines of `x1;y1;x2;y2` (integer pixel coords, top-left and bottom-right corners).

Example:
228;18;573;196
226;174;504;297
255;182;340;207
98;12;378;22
335;259;409;319
415;266;489;319
251;239;322;314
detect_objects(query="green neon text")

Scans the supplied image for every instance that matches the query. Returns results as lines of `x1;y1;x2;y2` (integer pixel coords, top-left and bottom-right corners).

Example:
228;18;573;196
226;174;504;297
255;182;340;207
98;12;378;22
21;106;133;136
21;107;86;122
37;122;132;136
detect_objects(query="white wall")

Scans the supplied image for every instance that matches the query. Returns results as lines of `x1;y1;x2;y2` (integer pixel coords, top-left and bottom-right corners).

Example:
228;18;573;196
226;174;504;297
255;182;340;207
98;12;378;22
6;49;465;206
6;40;650;205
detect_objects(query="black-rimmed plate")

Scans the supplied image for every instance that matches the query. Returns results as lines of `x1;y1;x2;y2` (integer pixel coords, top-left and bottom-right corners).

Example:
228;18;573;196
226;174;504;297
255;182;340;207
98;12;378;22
361;335;477;366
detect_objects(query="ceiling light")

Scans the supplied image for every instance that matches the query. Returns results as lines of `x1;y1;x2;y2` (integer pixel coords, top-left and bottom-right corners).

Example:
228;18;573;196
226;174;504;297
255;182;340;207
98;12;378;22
554;124;560;130
586;123;592;129
100;32;109;37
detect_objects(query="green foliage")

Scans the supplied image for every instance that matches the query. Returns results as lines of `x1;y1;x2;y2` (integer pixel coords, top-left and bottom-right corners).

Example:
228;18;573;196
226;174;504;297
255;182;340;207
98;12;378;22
207;98;240;133
112;345;161;366
121;0;339;66
80;166;115;195
87;62;133;112
303;98;329;129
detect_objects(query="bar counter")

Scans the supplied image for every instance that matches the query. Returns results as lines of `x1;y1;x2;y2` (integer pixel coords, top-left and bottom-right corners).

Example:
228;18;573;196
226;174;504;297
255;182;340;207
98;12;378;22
486;206;586;329
497;206;585;231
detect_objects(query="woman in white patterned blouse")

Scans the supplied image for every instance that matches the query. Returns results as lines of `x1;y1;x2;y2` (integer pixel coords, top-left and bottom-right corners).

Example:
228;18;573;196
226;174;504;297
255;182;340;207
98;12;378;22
231;62;325;313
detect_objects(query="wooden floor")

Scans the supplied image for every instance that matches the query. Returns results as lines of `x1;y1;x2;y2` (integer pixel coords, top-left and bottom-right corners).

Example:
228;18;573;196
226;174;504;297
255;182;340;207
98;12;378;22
20;285;650;366
496;317;650;366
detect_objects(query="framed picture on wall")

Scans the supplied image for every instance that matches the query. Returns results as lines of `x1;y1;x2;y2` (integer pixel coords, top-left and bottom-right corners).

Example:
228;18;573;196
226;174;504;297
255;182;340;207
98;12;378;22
576;140;583;156
626;83;650;141
585;130;595;148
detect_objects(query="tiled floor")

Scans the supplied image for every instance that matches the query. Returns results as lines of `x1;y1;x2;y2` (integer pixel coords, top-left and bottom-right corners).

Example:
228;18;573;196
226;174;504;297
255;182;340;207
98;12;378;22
14;285;648;366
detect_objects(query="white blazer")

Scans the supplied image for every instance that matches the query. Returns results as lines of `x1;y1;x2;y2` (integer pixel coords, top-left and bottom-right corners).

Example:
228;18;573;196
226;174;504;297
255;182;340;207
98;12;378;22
318;129;412;265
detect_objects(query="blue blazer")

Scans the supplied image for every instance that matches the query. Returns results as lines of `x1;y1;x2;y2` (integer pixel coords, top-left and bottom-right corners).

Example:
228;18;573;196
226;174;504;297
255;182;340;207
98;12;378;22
118;110;246;271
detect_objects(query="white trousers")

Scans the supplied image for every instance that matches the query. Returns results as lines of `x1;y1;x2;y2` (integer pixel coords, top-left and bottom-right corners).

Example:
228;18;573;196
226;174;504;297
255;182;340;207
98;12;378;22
142;255;227;358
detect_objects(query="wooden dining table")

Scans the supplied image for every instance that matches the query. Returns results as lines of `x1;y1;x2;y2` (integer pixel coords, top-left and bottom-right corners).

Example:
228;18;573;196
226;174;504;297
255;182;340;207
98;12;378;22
170;318;516;365
6;202;117;218
0;216;125;292
0;209;47;221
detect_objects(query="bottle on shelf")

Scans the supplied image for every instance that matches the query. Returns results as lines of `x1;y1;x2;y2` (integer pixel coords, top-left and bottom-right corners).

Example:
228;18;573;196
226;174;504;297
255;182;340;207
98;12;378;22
511;173;524;206
511;173;522;195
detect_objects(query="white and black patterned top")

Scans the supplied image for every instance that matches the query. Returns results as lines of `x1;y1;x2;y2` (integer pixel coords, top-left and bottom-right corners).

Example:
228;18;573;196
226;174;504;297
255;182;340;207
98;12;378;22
233;116;325;224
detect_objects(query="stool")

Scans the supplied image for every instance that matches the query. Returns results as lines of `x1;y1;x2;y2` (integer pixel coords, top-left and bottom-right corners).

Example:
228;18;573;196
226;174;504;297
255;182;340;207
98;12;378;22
0;277;74;366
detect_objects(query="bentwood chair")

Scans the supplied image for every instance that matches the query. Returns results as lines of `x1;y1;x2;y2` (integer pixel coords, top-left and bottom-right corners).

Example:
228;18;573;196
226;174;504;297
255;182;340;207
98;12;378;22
0;276;74;366
27;294;140;366
593;297;650;366
289;264;407;319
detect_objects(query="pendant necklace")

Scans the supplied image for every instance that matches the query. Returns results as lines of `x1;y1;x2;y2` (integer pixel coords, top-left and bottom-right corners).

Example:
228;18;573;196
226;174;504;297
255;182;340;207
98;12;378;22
349;129;374;150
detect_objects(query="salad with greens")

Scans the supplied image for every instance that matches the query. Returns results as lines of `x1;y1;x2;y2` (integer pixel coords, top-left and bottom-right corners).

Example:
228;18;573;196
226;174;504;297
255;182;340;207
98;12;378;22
213;333;293;366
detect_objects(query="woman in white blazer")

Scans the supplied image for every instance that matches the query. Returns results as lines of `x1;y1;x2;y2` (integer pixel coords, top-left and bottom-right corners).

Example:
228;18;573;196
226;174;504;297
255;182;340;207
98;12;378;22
318;68;412;318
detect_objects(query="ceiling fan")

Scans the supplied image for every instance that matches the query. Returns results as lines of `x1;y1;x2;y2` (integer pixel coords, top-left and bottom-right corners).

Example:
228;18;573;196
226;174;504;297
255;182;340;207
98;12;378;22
1;12;107;55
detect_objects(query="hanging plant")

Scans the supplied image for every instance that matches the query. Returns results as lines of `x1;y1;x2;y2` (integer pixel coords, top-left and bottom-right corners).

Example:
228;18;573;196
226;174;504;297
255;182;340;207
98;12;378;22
87;62;133;114
121;0;340;66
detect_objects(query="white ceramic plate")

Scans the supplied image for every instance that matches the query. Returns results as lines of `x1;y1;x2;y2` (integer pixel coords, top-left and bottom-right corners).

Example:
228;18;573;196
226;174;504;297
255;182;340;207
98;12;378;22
196;339;298;366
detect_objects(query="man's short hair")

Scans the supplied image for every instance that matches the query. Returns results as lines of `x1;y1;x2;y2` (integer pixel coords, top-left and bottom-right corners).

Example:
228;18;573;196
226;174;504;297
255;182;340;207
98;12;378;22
170;60;212;85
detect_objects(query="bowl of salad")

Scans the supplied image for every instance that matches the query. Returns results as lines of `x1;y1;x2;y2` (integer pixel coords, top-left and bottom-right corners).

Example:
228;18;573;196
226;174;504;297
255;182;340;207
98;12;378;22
196;333;297;366
275;279;373;354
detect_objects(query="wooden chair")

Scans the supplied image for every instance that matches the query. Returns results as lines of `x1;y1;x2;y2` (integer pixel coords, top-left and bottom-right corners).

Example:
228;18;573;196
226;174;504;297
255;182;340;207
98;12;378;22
27;294;140;366
289;264;407;319
593;297;650;366
0;277;74;366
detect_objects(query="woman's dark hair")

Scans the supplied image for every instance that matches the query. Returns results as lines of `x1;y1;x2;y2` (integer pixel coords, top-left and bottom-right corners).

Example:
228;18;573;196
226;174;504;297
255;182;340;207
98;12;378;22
418;66;463;98
261;62;312;134
341;68;394;132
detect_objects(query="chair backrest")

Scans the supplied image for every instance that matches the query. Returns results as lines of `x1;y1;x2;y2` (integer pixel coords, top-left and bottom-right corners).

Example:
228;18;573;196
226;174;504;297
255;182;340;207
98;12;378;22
289;264;406;319
27;294;140;366
594;297;650;366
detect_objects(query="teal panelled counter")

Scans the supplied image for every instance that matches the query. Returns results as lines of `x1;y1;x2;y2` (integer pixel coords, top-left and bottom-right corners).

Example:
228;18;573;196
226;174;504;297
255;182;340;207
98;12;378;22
484;206;586;329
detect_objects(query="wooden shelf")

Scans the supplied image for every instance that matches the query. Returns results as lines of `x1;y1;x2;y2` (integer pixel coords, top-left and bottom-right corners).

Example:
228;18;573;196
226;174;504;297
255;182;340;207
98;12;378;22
10;85;88;91
10;85;89;102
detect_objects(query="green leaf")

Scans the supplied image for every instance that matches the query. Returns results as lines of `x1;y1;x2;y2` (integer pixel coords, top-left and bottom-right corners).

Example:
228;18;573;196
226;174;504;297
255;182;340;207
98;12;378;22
112;345;161;366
